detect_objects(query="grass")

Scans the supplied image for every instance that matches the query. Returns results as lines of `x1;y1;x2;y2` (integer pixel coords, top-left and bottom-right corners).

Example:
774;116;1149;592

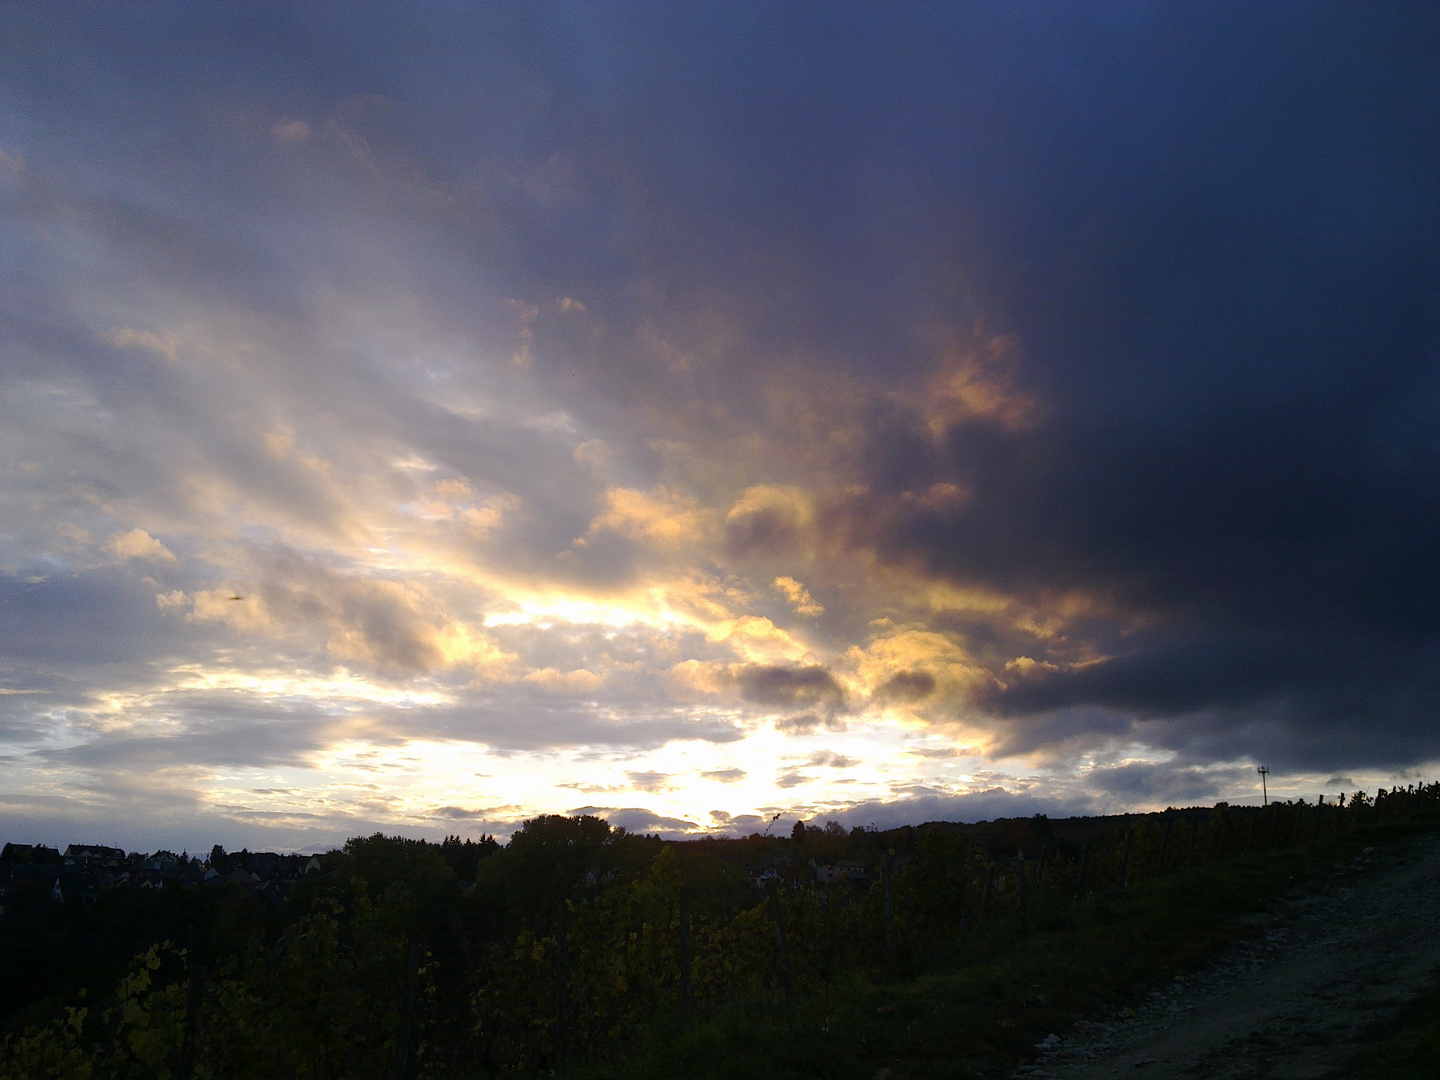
1335;968;1440;1080
567;816;1438;1080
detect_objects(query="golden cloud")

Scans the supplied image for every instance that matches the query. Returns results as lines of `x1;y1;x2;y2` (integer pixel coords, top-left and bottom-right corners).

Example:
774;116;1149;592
772;575;824;617
172;562;514;678
187;589;278;635
921;327;1038;435
522;667;605;694
585;485;720;551
108;528;177;563
711;615;810;664
724;484;815;558
843;627;992;711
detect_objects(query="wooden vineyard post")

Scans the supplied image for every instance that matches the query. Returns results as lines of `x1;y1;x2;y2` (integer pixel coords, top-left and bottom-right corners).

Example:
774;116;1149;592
882;853;898;976
178;954;202;1080
397;939;421;1079
766;878;792;993
821;886;835;980
1314;795;1325;840
1073;839;1088;901
1016;852;1029;935
679;888;695;1019
553;907;569;1068
1291;800;1304;847
979;863;995;927
957;857;969;939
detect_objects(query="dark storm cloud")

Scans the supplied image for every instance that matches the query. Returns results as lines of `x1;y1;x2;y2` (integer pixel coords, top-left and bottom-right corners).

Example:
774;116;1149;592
733;664;847;712
815;788;1094;831
46;713;335;771
813;760;1259;828
875;671;936;703
849;377;1440;769
566;806;699;838
817;5;1440;770
773;713;839;736
1082;762;1244;809
433;805;520;826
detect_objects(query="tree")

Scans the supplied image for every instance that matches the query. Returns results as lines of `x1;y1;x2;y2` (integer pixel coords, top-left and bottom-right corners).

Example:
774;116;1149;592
439;833;499;882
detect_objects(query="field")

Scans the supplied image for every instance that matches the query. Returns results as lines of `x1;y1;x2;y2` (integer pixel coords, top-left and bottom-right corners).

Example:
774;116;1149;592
580;809;1440;1080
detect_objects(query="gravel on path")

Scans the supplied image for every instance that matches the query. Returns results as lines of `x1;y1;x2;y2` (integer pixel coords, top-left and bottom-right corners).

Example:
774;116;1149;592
1009;834;1440;1080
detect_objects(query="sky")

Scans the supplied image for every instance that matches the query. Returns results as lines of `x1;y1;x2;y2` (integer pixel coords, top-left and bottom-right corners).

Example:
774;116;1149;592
1;3;1437;853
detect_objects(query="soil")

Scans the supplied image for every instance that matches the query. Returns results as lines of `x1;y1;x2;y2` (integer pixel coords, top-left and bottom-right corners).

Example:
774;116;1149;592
1013;832;1440;1080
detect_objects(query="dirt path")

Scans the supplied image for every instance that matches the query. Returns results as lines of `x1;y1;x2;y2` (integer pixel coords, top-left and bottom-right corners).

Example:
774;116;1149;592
1017;833;1440;1080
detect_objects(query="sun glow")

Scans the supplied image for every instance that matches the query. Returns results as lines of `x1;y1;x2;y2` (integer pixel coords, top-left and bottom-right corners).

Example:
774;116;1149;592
166;667;455;708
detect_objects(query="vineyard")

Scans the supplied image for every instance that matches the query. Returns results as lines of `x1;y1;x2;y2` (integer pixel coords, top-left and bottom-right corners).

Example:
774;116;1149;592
3;783;1438;1079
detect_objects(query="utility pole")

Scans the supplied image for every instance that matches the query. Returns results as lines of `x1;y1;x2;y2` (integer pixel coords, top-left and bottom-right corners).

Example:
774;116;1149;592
1257;765;1270;807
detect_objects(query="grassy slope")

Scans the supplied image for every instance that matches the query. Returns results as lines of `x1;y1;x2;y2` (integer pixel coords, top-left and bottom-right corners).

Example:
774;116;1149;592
568;817;1437;1080
1336;969;1440;1080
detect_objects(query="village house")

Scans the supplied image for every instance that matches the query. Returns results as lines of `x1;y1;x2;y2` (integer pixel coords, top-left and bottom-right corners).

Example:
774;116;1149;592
62;844;125;871
1;843;62;865
0;839;325;913
811;857;870;885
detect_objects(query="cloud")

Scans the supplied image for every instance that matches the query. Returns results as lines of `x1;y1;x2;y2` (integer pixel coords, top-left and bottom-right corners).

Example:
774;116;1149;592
625;770;668;793
522;667;604;694
772;575;823;617
724;486;815;558
170;551;513;677
565;806;699;837
108;528;177;562
99;327;182;362
774;713;842;735
0;570;198;666
433;804;518;822
733;664;847;712
271;118;311;143
876;670;936;702
701;768;745;782
584;486;718;552
814;788;1095;830
506;300;538;366
1081;762;1242;808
